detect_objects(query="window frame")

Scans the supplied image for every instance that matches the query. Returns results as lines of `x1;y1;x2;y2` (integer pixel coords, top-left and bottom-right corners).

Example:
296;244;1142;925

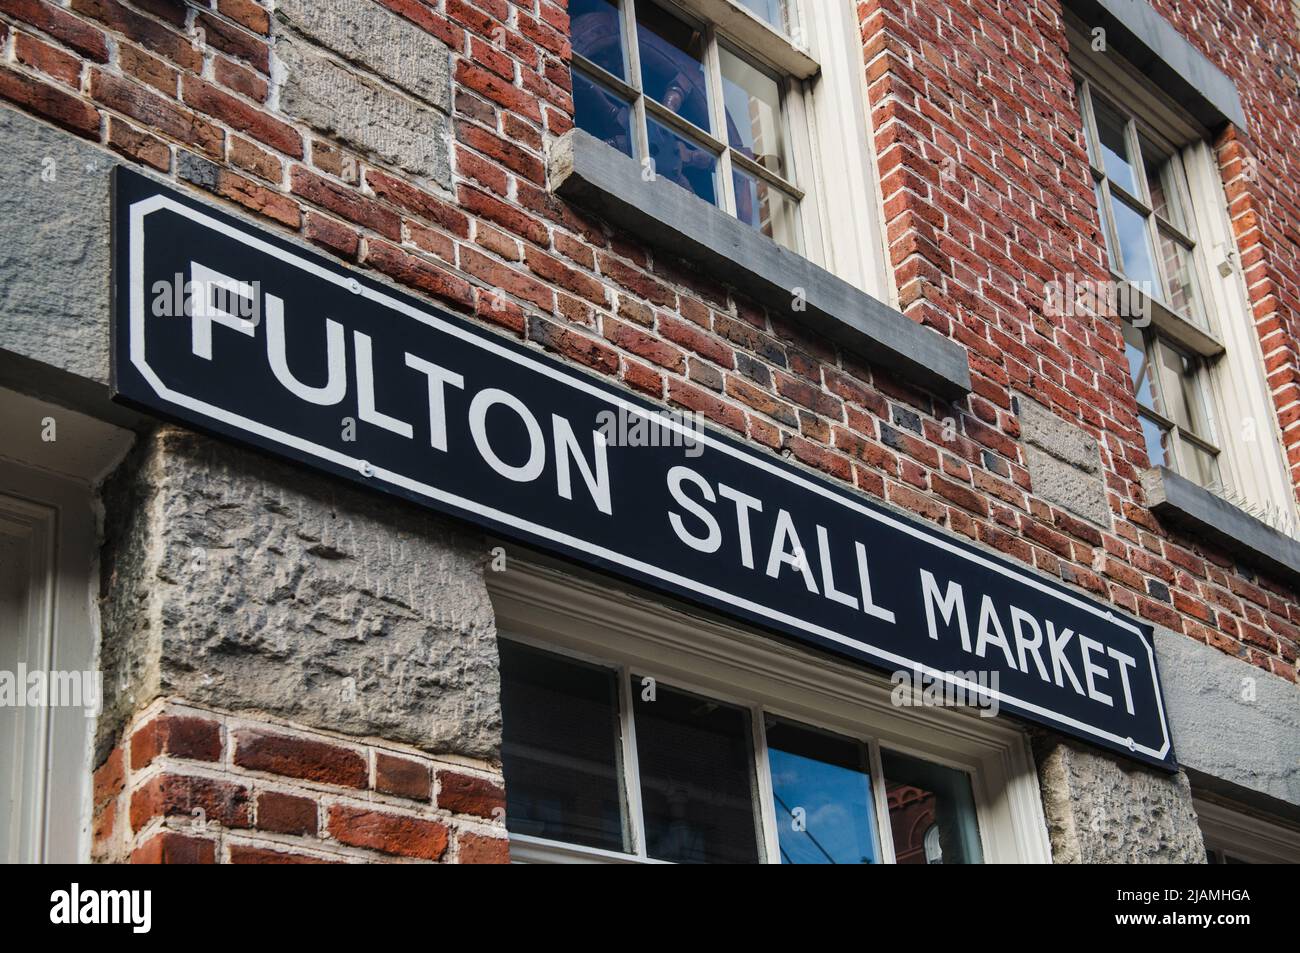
570;0;806;247
1194;795;1300;864
490;557;1052;864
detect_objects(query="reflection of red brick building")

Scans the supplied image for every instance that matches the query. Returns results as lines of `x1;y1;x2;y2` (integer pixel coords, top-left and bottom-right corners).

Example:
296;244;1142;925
887;785;938;865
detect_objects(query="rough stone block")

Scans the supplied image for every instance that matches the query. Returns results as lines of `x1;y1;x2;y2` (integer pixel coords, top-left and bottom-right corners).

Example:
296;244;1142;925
276;35;450;187
1017;394;1111;526
275;0;451;108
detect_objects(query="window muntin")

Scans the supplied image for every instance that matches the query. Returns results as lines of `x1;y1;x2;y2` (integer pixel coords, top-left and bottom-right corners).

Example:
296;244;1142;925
1122;322;1221;489
569;0;804;251
498;640;986;864
1079;83;1210;333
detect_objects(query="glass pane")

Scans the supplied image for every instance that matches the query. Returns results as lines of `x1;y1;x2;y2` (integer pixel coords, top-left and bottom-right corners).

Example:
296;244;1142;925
1112;194;1159;291
719;46;788;178
1156;230;1207;329
1179;439;1221;489
572;69;636;158
735;0;788;31
1094;179;1117;267
1139;413;1171;468
647;115;719;205
1093;96;1138;195
1158;341;1214;440
733;167;799;250
1142;141;1185;228
881;750;983;864
498;641;628;852
636;1;711;131
632;678;762;863
570;0;626;79
765;719;878;864
1122;321;1160;411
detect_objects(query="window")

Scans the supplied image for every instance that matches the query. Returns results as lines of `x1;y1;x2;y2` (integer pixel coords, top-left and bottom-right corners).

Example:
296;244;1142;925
569;0;804;251
1076;80;1224;491
499;640;989;863
1194;796;1300;864
490;560;1051;864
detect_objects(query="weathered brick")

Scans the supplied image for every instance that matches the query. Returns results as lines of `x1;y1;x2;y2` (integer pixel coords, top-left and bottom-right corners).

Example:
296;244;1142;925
328;804;449;860
233;729;368;788
436;771;505;819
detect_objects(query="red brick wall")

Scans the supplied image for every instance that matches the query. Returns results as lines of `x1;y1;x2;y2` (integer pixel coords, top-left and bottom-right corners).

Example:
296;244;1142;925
0;0;1296;800
94;701;509;863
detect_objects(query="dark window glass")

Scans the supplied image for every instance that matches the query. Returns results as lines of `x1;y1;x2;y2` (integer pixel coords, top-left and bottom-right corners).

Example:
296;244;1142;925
499;641;628;852
765;719;878;864
882;750;983;864
636;1;711;131
570;0;626;79
573;70;636;158
632;678;761;863
647;116;718;205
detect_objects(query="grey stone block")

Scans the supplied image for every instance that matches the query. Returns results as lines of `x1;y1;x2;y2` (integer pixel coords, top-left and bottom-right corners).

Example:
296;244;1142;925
1033;735;1206;862
550;130;972;400
97;427;502;761
1017;394;1111;526
0;106;115;386
276;35;451;187
275;0;451;109
1155;625;1300;808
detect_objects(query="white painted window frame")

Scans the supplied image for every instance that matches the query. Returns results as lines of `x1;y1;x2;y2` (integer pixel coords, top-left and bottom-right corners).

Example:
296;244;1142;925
1068;23;1299;535
570;0;895;303
490;558;1052;864
1193;796;1300;864
0;458;99;863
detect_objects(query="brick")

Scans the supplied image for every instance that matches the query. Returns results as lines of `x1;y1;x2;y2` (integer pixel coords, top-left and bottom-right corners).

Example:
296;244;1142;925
218;0;270;35
528;315;618;375
14;32;82;87
228;135;281;182
0;64;100;138
375;753;432;801
458;832;510;864
328;804;449;860
455;119;545;184
229;844;339;864
71;0;200;71
525;246;607;306
0;0;109;62
436;771;505;819
304;211;360;260
458;184;548;245
364;239;475;310
256;791;318;835
118;44;176;97
131;714;223;769
667;378;746;435
182;75;303;158
367;168;469;237
291;166;400;239
233;729;368;788
214;56;269;103
130;774;251;830
196;11;270;73
93;748;125;812
131;832;216;864
90;70;222;157
462;245;554;311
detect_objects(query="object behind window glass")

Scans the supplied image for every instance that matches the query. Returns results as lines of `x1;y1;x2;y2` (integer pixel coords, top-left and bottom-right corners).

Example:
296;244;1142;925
572;70;636;158
735;0;788;32
498;642;629;852
881;749;983;864
765;718;878;864
633;678;762;863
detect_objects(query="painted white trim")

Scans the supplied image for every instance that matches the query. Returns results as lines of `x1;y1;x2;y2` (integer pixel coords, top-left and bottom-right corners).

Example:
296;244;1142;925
1193;797;1300;864
125;189;1171;762
491;558;1053;863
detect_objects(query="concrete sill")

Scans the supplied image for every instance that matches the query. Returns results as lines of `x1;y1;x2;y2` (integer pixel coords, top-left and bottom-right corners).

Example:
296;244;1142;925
1142;466;1300;585
549;130;972;401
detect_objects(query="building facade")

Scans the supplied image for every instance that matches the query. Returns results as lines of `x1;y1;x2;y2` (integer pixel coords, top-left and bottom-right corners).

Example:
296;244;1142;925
1;0;1298;863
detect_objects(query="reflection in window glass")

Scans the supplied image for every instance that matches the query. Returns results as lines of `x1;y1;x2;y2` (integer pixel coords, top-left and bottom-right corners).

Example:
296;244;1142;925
498;642;629;852
735;0;788;31
1112;195;1159;290
765;719;878;864
1157;232;1205;328
1181;439;1221;489
633;678;762;863
719;46;787;176
648;115;719;205
570;0;626;79
1122;322;1159;410
733;168;799;250
1139;414;1171;468
1092;97;1137;195
1158;341;1212;439
882;750;983;864
573;70;636;158
636;1;711;131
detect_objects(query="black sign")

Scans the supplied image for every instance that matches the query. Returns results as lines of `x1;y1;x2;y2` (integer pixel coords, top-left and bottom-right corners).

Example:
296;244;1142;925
112;169;1176;769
